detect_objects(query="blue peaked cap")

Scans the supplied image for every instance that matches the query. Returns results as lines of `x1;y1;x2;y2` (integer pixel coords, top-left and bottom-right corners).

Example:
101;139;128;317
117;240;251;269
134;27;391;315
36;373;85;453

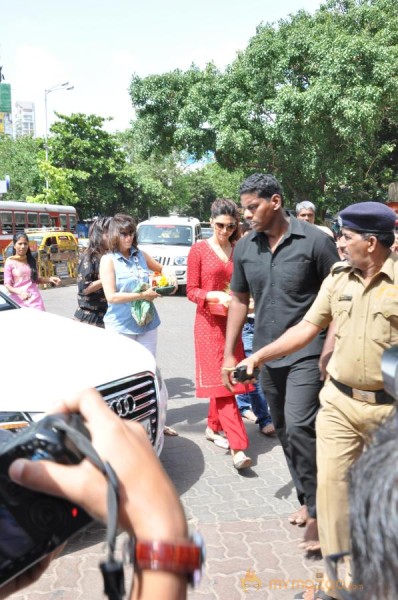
338;202;396;233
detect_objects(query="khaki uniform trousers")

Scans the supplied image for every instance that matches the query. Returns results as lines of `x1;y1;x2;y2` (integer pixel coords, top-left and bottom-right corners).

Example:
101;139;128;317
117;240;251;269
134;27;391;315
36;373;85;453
316;379;395;558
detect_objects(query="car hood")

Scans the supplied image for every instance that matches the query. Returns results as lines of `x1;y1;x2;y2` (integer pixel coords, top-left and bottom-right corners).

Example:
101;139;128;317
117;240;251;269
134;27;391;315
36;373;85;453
2;308;156;412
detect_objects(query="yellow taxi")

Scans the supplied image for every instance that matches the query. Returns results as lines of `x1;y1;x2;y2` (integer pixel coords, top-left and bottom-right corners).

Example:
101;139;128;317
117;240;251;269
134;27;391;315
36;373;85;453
3;228;79;282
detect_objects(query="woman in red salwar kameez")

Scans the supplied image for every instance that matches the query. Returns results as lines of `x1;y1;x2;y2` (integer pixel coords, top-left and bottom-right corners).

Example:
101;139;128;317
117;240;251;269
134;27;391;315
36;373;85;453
187;199;252;470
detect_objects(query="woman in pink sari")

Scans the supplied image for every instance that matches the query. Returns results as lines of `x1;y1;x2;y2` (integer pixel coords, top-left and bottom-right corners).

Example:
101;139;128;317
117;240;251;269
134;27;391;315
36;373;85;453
4;232;60;310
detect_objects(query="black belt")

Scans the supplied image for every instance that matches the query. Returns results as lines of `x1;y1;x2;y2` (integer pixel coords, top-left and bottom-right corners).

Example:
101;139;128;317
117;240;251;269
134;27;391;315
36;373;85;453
330;377;394;405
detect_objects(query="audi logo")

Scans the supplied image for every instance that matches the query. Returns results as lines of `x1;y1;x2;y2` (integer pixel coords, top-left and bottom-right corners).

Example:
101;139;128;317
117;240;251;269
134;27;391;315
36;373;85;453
107;394;136;418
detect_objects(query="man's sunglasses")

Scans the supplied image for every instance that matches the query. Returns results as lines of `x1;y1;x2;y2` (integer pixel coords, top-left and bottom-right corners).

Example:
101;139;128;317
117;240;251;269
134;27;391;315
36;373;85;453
214;222;237;231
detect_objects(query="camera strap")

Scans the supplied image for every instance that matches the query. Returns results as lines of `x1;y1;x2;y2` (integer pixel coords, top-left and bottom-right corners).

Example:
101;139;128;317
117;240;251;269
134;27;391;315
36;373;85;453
52;418;125;600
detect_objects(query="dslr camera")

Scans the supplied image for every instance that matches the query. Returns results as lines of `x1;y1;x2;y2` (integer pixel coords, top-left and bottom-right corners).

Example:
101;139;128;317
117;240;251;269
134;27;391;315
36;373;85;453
381;345;398;401
233;365;260;382
0;414;93;588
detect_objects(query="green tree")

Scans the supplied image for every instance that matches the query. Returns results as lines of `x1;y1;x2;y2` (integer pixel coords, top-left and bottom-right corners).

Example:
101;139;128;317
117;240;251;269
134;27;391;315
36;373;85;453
0;135;44;200
129;0;398;211
49;113;137;218
26;161;88;206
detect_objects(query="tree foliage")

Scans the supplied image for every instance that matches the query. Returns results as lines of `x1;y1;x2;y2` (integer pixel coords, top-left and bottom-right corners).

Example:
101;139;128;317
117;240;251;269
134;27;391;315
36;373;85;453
49;113;139;218
129;0;398;210
0;135;44;200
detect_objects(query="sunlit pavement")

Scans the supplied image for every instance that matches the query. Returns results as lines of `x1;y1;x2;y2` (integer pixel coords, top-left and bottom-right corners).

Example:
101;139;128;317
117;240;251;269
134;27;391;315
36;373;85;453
9;288;323;600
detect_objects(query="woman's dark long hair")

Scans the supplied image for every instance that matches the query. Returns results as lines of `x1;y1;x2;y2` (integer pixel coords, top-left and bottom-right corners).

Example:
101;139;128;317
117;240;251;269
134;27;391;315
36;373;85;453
12;232;38;283
86;216;111;260
210;198;241;243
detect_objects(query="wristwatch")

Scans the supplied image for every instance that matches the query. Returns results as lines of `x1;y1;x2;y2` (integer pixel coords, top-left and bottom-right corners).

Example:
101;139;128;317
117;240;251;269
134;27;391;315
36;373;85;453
123;532;205;587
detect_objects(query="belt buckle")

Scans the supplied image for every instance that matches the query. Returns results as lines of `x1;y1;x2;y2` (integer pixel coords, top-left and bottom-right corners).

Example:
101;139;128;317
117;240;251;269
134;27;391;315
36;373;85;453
352;388;376;402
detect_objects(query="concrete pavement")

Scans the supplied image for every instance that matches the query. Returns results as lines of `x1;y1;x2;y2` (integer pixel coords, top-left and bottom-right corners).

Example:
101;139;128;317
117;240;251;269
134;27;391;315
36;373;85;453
8;288;323;600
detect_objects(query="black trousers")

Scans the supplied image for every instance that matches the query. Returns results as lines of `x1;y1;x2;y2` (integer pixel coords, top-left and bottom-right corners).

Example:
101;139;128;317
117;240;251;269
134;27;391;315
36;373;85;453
260;356;322;519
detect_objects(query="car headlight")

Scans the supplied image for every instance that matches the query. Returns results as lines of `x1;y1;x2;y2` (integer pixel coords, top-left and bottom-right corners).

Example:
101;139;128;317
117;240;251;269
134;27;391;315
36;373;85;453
174;256;187;266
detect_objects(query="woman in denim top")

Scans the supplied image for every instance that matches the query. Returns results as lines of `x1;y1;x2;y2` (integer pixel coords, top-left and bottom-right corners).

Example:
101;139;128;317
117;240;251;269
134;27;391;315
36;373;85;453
100;213;163;357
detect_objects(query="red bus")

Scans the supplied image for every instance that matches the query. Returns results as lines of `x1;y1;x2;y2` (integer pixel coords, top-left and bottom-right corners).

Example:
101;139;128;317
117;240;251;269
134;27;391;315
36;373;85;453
0;201;77;251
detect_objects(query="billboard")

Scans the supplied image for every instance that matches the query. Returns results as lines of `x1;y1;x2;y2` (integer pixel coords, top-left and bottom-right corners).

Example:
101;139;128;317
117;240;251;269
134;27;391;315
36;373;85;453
0;84;12;113
0;112;13;136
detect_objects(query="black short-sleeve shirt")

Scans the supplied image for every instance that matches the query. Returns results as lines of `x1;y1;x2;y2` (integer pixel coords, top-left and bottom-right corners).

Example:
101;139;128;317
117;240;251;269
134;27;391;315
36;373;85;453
231;215;339;366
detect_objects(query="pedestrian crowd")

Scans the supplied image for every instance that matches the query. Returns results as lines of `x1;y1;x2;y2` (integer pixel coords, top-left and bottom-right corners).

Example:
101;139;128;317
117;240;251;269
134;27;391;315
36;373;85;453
3;176;398;600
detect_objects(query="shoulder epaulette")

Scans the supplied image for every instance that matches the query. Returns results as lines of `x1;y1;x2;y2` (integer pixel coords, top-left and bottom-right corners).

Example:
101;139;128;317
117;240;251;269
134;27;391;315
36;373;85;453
331;261;350;275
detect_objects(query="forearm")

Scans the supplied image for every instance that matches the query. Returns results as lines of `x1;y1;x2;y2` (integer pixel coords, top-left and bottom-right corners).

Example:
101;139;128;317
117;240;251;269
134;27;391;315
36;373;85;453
38;276;59;285
83;280;103;295
251;320;321;366
224;295;249;359
4;283;18;295
131;572;186;600
107;290;146;304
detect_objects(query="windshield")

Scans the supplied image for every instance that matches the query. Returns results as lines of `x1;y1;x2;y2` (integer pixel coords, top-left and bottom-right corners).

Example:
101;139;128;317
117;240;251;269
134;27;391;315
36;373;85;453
0;291;18;312
138;224;193;246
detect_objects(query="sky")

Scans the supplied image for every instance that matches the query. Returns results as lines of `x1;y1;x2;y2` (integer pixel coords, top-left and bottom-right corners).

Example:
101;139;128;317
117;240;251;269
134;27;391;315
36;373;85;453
2;0;323;138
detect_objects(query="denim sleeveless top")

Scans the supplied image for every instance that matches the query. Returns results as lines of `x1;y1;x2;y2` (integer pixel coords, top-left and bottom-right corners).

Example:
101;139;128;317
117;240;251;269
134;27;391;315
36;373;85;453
103;248;160;335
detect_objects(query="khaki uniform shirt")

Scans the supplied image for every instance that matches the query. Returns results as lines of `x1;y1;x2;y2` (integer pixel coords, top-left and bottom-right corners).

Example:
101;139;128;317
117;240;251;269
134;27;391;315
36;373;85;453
304;253;398;390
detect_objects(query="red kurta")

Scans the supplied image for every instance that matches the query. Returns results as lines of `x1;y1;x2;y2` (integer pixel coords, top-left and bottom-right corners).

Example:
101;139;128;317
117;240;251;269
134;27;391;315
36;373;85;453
187;240;244;398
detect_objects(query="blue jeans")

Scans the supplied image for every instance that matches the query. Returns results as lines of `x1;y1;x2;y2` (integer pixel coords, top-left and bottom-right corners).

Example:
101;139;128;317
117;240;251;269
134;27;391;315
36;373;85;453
236;321;272;429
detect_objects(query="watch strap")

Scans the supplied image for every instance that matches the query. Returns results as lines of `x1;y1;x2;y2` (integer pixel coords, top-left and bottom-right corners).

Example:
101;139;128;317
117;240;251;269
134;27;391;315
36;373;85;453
124;533;205;587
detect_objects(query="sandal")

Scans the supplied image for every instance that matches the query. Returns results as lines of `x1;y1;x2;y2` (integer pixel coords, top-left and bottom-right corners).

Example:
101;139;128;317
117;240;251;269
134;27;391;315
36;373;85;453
205;427;230;449
232;450;252;470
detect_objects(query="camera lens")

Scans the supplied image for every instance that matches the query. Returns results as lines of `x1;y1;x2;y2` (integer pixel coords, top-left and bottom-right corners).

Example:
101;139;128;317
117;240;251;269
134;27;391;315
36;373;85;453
28;499;68;533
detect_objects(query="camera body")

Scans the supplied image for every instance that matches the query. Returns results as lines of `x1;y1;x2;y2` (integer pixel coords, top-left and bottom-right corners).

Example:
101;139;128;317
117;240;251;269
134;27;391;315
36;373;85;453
0;414;93;587
381;346;398;401
233;365;260;382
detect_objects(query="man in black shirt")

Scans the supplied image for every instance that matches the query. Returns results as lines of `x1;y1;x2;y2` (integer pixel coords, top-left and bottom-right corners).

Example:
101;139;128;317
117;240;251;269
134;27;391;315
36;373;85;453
223;174;339;551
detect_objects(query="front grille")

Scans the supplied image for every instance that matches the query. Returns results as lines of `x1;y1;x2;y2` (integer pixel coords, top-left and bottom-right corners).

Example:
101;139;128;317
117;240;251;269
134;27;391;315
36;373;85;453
97;373;158;445
157;256;172;266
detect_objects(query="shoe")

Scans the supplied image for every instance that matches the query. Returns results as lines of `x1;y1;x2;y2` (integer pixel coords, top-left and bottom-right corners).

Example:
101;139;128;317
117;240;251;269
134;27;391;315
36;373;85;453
205;427;229;449
260;423;276;436
232;450;252;470
242;409;257;423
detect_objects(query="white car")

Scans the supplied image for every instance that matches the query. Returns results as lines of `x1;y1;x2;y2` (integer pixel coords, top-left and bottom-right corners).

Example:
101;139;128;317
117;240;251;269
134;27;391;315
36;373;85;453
137;216;202;293
0;289;167;455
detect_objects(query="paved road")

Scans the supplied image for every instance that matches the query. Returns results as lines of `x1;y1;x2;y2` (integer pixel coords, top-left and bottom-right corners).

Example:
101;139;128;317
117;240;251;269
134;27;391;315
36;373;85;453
10;285;323;600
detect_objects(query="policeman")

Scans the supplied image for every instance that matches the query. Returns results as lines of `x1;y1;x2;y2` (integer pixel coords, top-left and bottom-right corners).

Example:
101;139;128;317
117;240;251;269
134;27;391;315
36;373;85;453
223;201;397;599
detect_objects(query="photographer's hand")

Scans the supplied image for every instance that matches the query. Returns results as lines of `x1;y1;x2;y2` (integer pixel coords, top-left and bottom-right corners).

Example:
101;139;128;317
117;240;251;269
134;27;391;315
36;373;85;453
8;388;188;600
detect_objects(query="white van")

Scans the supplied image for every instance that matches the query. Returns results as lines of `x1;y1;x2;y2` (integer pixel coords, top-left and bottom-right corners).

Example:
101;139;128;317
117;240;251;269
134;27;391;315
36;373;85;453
137;216;201;293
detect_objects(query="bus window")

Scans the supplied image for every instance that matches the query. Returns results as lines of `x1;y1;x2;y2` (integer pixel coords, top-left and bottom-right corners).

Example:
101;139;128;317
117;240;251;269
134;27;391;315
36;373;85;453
27;212;39;228
60;215;67;230
15;212;26;231
0;212;12;233
40;214;51;228
69;215;77;232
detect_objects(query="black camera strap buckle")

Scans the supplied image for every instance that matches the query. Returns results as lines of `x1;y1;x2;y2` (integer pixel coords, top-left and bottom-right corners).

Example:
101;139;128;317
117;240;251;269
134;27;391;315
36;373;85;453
51;418;125;600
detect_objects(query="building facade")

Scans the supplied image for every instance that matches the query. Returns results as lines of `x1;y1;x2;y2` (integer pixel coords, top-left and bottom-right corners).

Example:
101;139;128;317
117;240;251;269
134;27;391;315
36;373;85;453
14;101;36;137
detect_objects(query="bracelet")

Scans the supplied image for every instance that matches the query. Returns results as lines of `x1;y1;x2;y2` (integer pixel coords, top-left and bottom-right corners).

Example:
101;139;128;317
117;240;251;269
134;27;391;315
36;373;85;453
123;533;205;587
221;367;235;371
